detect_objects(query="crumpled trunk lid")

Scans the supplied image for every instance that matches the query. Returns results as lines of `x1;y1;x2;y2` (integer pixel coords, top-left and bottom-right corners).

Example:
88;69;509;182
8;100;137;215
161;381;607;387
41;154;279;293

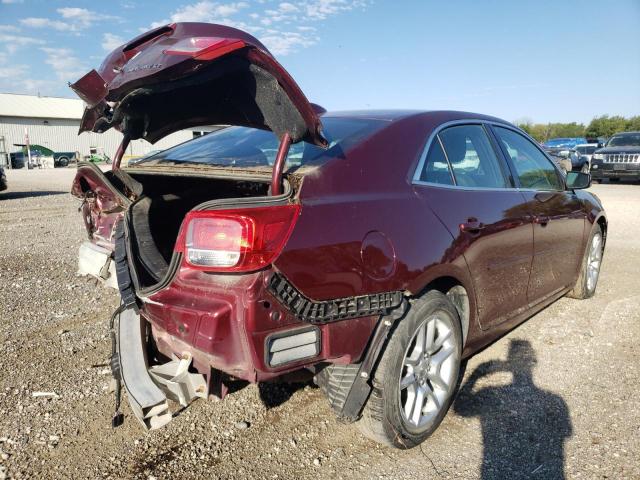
70;22;327;148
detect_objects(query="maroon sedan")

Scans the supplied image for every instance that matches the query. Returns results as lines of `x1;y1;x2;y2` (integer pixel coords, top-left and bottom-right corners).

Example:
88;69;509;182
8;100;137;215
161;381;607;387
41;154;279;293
71;23;606;448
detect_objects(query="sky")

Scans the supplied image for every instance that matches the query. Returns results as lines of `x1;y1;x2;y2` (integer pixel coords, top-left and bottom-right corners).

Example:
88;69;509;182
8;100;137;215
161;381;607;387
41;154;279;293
0;0;638;124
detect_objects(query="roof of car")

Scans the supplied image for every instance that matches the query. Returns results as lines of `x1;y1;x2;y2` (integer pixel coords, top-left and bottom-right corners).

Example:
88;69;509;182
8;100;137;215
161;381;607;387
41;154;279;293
322;109;510;124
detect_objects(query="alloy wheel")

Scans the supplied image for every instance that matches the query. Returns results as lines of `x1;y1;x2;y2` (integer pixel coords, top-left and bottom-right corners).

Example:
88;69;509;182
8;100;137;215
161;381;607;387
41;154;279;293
586;232;603;292
399;314;457;429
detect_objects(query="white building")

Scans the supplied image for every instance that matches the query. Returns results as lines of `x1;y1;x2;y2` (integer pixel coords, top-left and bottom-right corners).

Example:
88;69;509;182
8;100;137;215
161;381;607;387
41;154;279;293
0;92;209;165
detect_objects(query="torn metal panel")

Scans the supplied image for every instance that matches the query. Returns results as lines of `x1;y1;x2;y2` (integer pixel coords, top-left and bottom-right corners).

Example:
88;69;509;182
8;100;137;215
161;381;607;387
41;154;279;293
77;241;118;289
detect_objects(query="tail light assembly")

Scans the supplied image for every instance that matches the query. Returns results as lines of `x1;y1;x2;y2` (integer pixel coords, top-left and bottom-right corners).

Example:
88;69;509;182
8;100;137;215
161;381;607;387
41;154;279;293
175;204;301;272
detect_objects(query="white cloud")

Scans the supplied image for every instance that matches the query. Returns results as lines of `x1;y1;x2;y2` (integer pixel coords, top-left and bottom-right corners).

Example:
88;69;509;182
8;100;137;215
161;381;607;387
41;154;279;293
0;63;28;78
152;1;249;26
305;0;368;20
261;31;318;56
278;2;298;13
146;0;369;56
0;25;20;32
21;8;120;32
102;33;125;51
21;17;69;31
0;33;45;53
40;47;86;81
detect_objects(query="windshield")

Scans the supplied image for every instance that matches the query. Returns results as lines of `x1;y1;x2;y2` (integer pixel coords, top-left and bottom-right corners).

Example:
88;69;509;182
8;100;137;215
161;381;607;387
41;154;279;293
134;117;386;170
607;133;640;147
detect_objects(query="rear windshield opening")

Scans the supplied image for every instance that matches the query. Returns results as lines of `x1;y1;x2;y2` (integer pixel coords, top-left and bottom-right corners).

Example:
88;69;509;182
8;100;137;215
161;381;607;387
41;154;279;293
131;117;386;171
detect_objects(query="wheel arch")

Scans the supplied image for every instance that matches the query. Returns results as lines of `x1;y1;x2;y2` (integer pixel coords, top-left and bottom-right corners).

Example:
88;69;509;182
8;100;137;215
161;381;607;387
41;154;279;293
411;273;473;348
596;214;607;247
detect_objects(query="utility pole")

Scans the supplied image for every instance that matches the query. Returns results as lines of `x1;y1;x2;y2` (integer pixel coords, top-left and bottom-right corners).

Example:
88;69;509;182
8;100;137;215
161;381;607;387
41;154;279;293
25;127;32;169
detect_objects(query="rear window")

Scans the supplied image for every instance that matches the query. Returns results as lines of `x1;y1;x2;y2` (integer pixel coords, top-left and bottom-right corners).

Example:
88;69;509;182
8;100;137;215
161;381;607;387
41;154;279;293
134;117;386;169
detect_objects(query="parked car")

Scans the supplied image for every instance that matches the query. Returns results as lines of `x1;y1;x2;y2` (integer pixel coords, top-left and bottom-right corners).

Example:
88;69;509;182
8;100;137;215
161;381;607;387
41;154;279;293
70;22;607;449
570;143;599;173
0;165;7;192
542;137;587;157
591;131;640;182
12;144;77;167
53;151;78;167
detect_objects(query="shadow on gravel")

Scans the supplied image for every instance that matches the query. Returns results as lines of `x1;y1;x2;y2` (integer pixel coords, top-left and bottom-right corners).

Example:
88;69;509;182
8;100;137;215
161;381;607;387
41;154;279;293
0;190;67;199
454;340;572;479
258;380;314;409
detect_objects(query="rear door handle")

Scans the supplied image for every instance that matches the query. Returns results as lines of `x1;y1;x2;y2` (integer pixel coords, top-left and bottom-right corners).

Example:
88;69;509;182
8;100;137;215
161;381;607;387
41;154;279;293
534;215;550;226
460;220;485;234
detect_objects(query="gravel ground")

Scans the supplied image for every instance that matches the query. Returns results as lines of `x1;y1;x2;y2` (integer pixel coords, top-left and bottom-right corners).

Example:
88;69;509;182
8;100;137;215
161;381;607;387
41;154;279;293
0;168;638;479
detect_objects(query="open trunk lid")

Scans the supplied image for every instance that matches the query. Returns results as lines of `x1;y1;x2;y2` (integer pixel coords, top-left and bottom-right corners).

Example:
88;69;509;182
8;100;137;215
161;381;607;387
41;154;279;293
70;22;326;149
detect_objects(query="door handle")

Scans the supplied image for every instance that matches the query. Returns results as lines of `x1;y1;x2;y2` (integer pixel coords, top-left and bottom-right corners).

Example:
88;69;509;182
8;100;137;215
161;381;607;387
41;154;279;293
534;215;550;226
460;219;485;234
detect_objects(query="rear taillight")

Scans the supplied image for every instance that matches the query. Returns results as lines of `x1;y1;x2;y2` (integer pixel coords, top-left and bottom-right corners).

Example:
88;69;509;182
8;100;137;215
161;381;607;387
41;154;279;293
176;205;301;272
164;37;246;61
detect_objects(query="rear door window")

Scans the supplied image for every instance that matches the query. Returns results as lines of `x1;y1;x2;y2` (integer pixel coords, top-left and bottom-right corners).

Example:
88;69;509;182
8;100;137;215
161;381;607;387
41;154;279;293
420;139;454;185
438;125;510;188
493;126;564;191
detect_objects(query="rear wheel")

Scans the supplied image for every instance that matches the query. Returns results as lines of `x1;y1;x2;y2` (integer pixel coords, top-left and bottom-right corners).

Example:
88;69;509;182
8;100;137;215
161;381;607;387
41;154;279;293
568;225;603;299
357;291;462;448
57;157;69;167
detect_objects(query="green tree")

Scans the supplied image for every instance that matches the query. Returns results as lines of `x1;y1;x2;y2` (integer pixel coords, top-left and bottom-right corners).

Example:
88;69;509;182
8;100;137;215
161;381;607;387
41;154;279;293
586;115;628;138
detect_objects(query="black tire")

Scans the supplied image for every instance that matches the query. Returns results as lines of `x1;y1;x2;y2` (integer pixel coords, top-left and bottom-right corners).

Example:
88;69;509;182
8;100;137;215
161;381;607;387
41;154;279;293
568;224;603;299
57;157;69;168
357;290;463;449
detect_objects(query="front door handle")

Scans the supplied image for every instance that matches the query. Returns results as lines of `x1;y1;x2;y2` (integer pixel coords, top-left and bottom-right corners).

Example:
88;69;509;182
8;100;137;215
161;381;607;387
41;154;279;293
460;219;486;234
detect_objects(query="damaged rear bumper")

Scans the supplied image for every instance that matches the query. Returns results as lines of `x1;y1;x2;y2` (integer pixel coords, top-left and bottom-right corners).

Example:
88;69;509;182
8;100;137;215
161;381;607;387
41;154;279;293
117;307;206;430
77;241;118;288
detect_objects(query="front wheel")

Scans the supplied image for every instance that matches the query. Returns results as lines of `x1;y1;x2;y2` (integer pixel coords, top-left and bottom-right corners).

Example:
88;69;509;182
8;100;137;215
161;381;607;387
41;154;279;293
568;224;604;299
357;291;462;448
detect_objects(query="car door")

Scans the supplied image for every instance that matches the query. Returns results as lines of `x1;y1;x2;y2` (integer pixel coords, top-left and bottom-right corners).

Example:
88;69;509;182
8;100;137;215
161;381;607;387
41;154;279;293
413;122;534;329
491;125;586;304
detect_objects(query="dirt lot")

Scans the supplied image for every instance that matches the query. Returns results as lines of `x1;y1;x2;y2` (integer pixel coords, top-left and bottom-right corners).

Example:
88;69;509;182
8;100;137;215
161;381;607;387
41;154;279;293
0;168;638;479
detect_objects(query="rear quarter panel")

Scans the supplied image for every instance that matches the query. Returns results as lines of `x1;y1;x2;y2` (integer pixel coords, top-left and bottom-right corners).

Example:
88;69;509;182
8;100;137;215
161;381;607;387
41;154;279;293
274;113;477;314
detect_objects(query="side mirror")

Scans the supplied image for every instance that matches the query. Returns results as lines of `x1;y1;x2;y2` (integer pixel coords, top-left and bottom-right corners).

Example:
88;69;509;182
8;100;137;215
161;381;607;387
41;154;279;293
566;171;591;190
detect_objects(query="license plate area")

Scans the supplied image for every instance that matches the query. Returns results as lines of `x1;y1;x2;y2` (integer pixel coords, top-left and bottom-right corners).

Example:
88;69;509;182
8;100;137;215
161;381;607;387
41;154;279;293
614;163;628;171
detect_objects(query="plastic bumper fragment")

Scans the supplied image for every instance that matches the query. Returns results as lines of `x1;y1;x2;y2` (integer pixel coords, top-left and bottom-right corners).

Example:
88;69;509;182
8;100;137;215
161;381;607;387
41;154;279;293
148;353;207;406
118;307;172;430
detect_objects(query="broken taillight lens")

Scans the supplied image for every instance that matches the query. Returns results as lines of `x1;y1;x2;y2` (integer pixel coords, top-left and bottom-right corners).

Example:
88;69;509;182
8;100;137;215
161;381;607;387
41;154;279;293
176;205;301;272
163;37;246;61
